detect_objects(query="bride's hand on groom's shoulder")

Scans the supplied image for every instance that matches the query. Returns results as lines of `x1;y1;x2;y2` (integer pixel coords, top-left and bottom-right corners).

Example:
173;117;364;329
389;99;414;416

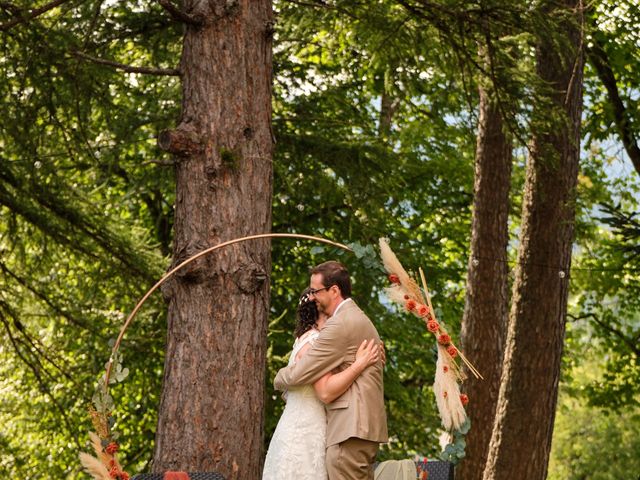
353;339;383;373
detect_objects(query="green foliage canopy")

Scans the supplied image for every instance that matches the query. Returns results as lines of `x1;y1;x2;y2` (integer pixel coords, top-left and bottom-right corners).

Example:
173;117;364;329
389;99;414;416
0;1;638;479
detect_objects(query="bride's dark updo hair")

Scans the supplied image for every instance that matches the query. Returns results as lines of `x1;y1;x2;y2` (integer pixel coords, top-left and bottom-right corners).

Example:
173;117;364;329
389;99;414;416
294;288;318;338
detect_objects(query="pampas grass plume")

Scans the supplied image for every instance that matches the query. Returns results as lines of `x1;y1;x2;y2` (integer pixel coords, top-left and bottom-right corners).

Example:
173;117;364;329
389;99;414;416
434;345;467;431
88;431;110;465
79;452;111;480
80;431;123;480
384;285;409;305
379;238;423;301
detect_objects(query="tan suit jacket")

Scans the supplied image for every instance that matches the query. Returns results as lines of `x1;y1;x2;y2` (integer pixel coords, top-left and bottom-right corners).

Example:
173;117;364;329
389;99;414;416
274;300;388;446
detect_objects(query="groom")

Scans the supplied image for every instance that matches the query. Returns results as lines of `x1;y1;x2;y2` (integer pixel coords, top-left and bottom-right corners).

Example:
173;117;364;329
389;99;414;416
274;261;388;479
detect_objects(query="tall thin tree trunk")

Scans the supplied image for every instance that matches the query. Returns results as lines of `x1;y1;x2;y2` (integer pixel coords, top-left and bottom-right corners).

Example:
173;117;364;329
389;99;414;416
379;89;399;139
457;86;512;480
482;1;584;479
153;2;273;479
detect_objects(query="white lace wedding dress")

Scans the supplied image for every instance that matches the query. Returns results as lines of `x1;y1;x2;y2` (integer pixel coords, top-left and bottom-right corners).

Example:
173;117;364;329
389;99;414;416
262;329;327;480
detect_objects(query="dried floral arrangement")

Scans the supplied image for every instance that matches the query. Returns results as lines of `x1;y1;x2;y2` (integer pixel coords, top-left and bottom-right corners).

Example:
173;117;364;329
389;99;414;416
79;349;131;480
379;238;482;463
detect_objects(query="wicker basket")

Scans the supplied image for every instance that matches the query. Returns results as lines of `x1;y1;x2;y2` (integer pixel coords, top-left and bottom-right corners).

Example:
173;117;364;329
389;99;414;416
417;459;455;480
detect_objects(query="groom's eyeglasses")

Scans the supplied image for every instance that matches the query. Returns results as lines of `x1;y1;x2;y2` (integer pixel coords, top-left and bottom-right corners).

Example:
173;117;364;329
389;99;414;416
309;286;333;296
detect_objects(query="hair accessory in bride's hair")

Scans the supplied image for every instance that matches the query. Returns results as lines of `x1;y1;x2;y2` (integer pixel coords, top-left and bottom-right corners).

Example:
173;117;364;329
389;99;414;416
298;292;312;306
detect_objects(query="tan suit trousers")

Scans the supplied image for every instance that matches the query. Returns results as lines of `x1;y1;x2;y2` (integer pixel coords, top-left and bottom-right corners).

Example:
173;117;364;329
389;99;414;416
326;437;379;480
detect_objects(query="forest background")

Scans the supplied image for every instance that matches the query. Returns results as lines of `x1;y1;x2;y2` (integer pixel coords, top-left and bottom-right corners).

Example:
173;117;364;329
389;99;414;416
1;0;639;479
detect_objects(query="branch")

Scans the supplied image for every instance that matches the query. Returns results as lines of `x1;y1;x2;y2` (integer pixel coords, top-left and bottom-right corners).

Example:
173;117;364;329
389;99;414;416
0;2;22;14
567;312;640;356
12;313;79;386
282;0;360;19
0;0;72;31
157;126;204;156
273;203;352;231
0;307;79;443
481;22;526;149
588;37;640;176
562;0;586;111
72;50;181;76
157;0;205;26
281;0;331;8
395;0;489;77
141;158;176;167
0;260;105;336
0;164;163;282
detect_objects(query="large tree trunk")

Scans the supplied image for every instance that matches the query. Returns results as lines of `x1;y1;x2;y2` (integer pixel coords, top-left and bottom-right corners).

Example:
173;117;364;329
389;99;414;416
457;86;512;480
481;2;584;479
152;2;274;479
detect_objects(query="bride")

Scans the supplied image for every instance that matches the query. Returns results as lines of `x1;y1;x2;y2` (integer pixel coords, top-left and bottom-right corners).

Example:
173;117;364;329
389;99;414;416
262;289;380;480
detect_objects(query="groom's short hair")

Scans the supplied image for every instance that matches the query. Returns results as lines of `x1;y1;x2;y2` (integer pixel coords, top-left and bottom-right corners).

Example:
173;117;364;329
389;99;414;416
311;261;352;298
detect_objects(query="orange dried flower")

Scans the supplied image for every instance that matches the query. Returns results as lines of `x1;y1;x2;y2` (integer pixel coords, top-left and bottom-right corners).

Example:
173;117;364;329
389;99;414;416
388;274;400;284
447;345;458;357
437;333;451;345
105;442;119;455
427;320;439;333
460;394;469;406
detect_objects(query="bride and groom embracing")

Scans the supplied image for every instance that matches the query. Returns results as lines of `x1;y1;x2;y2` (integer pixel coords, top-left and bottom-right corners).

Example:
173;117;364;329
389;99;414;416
263;261;388;480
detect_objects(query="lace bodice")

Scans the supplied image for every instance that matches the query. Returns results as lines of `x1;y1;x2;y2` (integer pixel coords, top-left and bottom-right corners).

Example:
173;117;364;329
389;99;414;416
290;329;319;361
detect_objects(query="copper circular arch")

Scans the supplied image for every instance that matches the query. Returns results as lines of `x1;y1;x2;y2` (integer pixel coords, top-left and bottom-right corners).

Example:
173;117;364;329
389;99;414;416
103;233;353;391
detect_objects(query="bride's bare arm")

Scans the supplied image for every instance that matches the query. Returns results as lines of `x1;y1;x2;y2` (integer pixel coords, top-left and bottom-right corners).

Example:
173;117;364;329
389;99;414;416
309;339;379;404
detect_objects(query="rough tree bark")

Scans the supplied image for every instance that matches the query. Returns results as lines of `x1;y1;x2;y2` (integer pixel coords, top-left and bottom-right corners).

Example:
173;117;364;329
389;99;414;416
481;1;584;479
152;1;274;479
457;86;512;480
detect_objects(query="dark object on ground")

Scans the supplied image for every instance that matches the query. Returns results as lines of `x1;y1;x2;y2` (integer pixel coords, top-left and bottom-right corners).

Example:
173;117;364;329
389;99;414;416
132;473;225;480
